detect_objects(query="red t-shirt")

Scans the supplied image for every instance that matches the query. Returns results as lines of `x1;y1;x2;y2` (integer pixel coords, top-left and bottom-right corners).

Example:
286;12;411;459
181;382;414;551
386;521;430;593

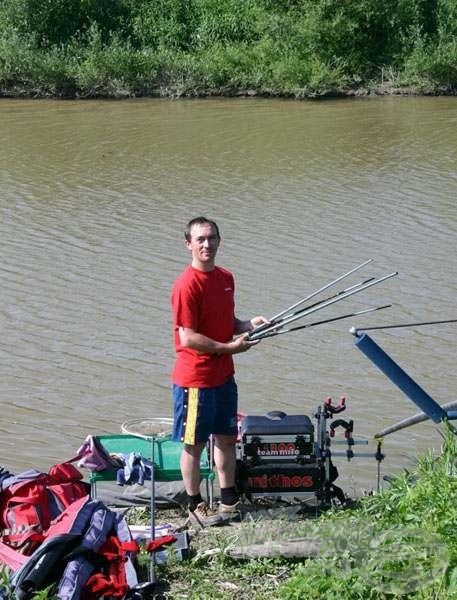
171;265;236;387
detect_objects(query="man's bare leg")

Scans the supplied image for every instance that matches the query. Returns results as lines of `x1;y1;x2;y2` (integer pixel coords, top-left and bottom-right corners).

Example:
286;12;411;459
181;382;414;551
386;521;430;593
181;442;224;526
213;434;240;512
180;443;205;495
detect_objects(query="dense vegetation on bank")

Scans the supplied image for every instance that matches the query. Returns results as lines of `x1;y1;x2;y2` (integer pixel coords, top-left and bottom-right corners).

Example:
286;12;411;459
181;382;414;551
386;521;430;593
0;0;456;98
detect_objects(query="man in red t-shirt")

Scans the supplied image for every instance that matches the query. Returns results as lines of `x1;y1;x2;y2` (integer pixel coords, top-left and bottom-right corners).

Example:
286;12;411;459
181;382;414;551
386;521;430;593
171;217;268;527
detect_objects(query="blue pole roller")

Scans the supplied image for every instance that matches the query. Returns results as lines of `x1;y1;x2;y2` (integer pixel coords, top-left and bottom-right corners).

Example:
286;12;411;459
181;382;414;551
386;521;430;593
354;333;447;423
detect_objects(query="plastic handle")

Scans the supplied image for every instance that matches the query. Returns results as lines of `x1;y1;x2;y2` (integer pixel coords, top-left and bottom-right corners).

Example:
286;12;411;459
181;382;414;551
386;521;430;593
266;411;286;420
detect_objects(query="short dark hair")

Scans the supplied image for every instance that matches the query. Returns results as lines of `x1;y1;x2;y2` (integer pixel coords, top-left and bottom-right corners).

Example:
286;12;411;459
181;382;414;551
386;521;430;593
184;217;221;242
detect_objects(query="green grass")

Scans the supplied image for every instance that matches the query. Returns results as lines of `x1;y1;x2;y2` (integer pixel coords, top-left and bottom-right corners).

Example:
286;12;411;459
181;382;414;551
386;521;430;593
278;425;457;599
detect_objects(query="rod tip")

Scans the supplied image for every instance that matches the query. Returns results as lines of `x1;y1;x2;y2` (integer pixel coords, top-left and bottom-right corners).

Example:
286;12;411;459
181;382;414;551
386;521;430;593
349;326;359;337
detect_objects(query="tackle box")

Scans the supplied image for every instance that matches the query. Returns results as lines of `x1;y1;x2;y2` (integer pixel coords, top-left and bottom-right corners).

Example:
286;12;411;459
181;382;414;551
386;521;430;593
239;412;315;462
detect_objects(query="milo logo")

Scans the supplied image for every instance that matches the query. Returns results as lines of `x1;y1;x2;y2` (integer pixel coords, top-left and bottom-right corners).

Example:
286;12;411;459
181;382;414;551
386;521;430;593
258;442;299;456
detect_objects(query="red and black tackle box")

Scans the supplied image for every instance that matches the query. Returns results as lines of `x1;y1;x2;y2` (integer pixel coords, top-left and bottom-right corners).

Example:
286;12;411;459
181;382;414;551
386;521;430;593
237;411;321;497
238;411;315;463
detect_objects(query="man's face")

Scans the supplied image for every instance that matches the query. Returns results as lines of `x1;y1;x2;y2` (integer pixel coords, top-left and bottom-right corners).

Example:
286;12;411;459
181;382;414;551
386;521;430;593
186;222;220;268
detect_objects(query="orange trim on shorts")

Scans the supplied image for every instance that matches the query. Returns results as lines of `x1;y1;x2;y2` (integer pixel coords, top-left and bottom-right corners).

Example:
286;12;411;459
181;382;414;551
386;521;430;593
184;387;199;445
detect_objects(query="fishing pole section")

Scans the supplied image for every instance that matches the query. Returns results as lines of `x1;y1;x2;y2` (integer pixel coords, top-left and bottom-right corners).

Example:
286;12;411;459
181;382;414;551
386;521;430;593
247;259;398;341
350;320;457;435
375;400;457;438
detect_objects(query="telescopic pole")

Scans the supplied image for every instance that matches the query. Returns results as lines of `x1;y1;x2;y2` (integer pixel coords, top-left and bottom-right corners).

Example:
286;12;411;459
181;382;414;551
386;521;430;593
249;271;398;341
270;259;373;322
256;304;391;339
248;259;373;338
375;400;457;438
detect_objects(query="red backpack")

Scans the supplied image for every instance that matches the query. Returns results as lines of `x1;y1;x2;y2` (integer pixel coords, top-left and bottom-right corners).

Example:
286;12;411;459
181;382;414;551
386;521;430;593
0;462;89;555
2;464;174;599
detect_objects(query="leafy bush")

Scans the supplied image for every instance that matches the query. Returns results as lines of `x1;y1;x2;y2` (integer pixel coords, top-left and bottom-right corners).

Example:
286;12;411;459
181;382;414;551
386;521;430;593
405;37;457;89
0;29;35;87
0;0;132;47
437;0;457;36
131;0;198;50
69;25;171;97
297;0;431;78
1;0;457;96
192;0;267;47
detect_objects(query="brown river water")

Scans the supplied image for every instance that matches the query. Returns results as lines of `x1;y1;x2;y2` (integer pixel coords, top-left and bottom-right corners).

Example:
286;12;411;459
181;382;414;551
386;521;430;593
1;96;456;494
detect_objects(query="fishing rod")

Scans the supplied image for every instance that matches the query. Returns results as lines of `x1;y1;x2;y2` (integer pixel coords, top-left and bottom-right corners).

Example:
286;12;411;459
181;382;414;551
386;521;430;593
270;276;376;327
249;271;398;341
375;400;457;438
247;276;377;340
350;318;457;336
256;305;392;340
249;259;373;338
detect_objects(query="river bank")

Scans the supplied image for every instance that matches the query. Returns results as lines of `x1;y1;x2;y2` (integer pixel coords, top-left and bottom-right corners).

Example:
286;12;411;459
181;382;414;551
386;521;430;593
1;82;456;101
1;0;456;100
0;59;455;100
120;431;457;599
1;71;455;101
4;431;454;599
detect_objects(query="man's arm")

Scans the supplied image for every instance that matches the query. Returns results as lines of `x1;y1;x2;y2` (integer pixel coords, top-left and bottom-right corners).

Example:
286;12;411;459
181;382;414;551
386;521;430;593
178;315;269;354
179;326;260;355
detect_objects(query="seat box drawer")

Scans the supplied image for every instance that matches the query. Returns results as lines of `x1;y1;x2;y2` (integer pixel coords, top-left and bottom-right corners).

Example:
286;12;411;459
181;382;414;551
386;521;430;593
239;462;322;494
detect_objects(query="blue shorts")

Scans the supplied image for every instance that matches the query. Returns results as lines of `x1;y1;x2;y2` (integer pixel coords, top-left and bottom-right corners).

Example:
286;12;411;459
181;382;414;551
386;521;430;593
172;377;238;445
